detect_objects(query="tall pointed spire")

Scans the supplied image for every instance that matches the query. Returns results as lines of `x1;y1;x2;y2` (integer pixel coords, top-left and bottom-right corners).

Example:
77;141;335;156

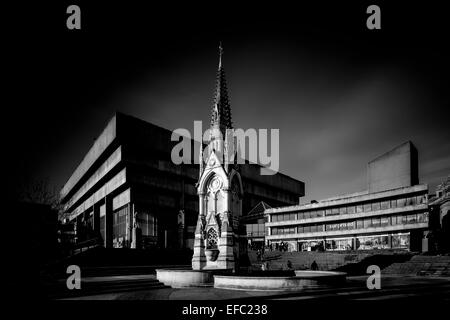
218;41;223;69
210;42;232;139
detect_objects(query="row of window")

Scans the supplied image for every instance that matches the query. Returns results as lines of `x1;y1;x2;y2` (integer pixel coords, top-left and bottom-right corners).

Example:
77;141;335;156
246;223;266;237
270;212;428;235
273;233;410;252
270;194;427;222
84;206;158;245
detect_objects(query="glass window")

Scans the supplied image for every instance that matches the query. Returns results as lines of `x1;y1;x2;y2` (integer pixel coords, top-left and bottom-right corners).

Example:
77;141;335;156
364;218;372;228
347;206;355;214
357;235;390;250
310;211;317;219
339;207;347;215
357;205;364;213
380;217;389;227
407;197;416;206
391;216;397;225
99;216;105;245
304;225;311;233
401;215;408;224
416;195;425;204
246;224;252;236
392;233;410;249
417;213;428;223
304;211;311;219
381;201;390;210
372;202;381;211
407;214;417;224
347;221;355;230
317;210;324;217
297;226;303;233
364;203;372;212
332;208;339;215
272;215;277;222
326;238;353;251
139;211;157;237
290;213;296;221
372;217;381;227
391;199;397;208
357;220;364;229
325;208;332;216
85;213;93;231
113;205;129;247
397;198;406;207
298;212;304;220
310;224;317;232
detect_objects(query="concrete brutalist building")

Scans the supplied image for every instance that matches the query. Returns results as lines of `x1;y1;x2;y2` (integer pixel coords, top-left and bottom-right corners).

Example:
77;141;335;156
265;141;431;252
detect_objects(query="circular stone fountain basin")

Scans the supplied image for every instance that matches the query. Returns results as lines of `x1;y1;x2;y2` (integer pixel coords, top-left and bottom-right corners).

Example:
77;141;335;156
156;268;231;288
214;270;346;291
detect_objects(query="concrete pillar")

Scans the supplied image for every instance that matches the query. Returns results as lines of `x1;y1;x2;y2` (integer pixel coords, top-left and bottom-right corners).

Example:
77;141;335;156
92;203;100;236
105;196;113;248
75;214;83;242
128;203;133;247
164;230;168;249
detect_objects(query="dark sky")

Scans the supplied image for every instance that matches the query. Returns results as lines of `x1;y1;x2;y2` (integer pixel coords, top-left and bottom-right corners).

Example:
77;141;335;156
11;1;450;203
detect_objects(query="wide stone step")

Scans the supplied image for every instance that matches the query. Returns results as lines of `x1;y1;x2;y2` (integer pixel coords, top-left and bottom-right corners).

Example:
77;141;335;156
47;275;168;299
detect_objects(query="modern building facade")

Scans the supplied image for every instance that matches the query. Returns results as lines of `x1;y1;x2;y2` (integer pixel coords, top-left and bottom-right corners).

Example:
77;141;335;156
428;175;450;252
60;49;305;251
265;142;430;252
242;201;272;250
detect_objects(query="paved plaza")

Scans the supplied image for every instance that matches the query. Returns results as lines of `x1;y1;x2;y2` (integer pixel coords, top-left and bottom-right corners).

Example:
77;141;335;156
58;274;450;301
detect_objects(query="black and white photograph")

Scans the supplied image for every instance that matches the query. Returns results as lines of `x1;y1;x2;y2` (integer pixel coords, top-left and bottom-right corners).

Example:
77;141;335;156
10;0;450;317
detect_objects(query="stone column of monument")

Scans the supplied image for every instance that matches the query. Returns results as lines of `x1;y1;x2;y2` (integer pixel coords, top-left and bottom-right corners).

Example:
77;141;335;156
192;193;206;269
217;187;235;270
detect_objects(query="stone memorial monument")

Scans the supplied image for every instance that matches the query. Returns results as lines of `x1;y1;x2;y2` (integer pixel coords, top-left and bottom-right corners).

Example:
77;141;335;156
192;43;247;271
